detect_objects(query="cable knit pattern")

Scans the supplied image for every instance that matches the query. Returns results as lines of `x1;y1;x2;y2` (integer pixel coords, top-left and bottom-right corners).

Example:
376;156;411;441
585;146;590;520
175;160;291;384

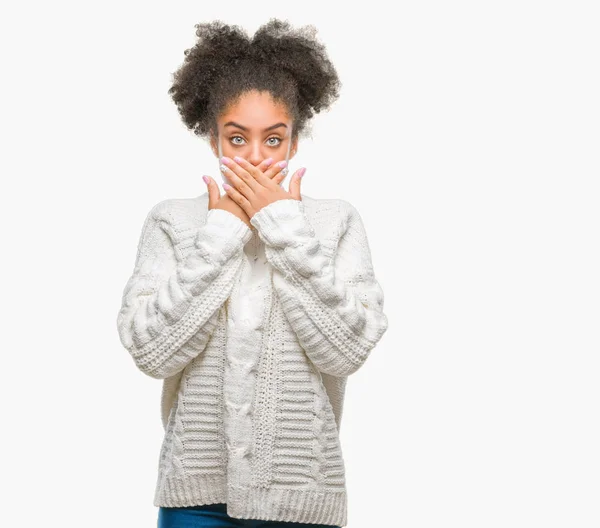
250;198;389;377
116;193;388;527
117;202;253;379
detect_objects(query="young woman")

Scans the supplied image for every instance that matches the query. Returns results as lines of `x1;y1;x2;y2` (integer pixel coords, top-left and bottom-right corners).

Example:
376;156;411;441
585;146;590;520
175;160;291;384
117;18;388;528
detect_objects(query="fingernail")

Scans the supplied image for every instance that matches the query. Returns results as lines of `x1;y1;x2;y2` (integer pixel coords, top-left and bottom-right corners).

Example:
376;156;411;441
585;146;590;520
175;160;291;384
223;183;231;190
220;156;231;165
233;156;244;163
298;167;307;178
264;158;274;166
202;175;210;185
277;160;287;168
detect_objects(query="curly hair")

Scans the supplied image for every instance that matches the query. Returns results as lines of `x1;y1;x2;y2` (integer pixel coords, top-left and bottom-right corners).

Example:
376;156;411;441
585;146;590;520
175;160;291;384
168;18;342;141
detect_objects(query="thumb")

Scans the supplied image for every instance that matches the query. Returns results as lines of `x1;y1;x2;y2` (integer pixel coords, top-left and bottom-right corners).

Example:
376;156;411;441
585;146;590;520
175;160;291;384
288;168;306;200
203;175;219;209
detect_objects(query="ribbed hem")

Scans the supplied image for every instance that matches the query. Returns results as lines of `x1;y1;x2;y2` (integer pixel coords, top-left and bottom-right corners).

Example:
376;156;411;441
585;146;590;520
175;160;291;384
153;473;227;508
250;198;309;248
226;484;347;527
154;476;346;526
205;207;253;246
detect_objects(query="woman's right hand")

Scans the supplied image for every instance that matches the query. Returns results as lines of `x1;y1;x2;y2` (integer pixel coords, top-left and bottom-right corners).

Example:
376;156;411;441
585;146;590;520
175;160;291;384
203;158;289;229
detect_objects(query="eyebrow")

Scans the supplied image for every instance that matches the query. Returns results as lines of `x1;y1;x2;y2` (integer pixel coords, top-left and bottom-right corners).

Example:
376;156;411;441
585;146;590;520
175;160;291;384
223;121;288;132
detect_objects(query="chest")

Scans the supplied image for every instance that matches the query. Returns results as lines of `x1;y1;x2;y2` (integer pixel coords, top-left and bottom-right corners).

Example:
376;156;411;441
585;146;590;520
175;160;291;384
225;229;272;332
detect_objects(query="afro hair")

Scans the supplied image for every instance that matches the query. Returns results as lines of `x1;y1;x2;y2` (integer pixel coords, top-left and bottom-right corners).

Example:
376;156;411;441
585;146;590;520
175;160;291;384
168;18;342;141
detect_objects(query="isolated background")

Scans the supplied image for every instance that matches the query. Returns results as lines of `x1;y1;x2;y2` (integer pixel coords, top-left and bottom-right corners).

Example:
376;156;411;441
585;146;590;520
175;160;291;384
2;1;599;527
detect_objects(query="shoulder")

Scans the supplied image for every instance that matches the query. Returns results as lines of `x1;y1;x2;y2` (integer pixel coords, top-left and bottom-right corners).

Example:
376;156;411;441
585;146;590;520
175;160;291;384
301;194;362;235
138;194;210;260
300;193;348;216
146;193;209;227
143;193;362;240
149;193;356;223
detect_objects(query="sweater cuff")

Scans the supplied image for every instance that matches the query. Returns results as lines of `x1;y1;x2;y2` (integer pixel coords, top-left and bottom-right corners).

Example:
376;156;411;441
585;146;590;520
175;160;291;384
250;199;311;248
205;207;253;246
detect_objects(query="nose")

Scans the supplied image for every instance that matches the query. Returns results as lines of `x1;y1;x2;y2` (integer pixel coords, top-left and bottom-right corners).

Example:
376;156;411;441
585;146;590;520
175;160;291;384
247;141;266;166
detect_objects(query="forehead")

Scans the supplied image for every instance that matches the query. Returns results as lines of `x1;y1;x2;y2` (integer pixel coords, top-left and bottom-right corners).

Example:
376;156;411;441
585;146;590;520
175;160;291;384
219;90;290;128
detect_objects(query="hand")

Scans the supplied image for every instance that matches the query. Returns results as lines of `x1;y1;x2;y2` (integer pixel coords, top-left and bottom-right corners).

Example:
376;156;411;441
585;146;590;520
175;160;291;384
219;156;306;220
203;157;290;229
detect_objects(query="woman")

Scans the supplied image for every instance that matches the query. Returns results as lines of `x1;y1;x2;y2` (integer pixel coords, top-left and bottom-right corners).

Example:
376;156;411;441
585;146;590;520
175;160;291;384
117;18;388;528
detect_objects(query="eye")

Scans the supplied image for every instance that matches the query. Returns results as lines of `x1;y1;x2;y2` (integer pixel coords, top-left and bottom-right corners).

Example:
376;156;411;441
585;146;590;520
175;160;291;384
229;135;282;147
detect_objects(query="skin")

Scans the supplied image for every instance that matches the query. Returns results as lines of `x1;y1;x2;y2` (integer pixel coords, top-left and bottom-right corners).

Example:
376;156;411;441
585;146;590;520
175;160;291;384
204;90;306;230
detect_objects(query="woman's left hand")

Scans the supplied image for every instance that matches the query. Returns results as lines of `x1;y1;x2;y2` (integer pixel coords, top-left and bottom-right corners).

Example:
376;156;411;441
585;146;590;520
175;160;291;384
220;156;306;220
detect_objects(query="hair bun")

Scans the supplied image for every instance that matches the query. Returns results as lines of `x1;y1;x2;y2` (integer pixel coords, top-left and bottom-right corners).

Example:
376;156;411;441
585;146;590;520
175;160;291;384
250;19;341;115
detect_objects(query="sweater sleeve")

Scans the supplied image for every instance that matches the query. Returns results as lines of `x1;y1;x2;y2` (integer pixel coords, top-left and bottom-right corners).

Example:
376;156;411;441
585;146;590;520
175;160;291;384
250;198;388;377
117;201;252;379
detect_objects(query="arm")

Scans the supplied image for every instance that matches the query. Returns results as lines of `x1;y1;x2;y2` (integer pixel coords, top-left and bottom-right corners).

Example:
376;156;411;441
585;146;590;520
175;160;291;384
250;198;388;377
117;200;252;379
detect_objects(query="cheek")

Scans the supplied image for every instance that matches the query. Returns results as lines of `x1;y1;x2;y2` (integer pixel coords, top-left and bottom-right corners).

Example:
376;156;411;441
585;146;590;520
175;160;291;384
218;140;246;158
220;144;237;156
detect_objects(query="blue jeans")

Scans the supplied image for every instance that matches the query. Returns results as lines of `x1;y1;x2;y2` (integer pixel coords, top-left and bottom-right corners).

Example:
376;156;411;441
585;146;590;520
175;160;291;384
158;503;341;528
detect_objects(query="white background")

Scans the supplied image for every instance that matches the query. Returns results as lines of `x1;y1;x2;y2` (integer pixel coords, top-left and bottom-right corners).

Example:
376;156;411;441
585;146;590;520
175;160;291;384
2;1;599;527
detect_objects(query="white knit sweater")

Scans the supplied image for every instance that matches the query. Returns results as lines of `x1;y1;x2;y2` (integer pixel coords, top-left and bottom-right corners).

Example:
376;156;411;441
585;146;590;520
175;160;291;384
116;192;388;527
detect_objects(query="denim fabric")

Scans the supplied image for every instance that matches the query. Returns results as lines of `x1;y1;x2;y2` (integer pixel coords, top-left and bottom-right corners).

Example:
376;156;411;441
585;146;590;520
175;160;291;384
157;503;342;528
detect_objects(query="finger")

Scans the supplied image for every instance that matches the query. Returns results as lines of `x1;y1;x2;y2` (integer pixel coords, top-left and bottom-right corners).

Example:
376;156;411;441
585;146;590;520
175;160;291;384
222;182;254;217
232;156;274;175
227;156;280;182
236;156;281;180
220;158;255;199
257;157;275;176
272;169;289;187
262;159;288;183
288;168;306;200
203;175;220;209
222;156;261;192
232;155;278;188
